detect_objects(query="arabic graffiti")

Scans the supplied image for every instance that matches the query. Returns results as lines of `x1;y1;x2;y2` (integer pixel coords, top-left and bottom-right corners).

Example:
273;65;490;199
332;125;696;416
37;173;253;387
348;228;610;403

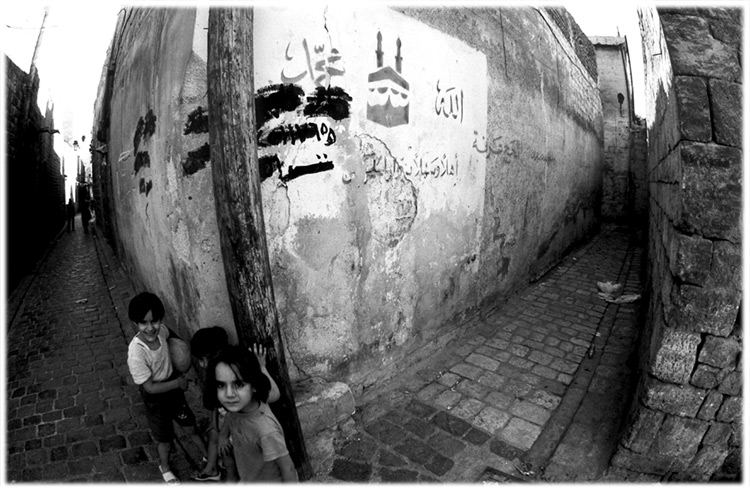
252;84;352;183
526;149;556;164
303;86;352;121
399;150;459;179
472;130;519;160
434;80;464;123
280;38;345;87
261;122;336;147
472;130;555;164
255;84;352;127
255;84;306;128
361;141;459;180
281;154;334;182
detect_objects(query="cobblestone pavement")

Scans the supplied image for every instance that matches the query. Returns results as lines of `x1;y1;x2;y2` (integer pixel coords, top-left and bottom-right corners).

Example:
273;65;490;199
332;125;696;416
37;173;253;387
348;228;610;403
5;221;644;483
325;224;645;483
5;224;207;483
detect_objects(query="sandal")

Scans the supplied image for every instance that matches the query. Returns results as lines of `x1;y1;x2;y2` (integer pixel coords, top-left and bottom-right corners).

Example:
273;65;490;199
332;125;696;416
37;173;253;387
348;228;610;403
191;470;220;482
159;465;180;484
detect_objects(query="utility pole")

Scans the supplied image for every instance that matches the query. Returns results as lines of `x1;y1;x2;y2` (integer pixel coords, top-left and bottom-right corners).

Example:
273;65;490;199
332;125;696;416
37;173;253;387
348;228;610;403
206;7;312;480
29;8;48;76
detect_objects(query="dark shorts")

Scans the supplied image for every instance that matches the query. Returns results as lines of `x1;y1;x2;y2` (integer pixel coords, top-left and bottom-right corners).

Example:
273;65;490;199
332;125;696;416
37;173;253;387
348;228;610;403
141;387;196;443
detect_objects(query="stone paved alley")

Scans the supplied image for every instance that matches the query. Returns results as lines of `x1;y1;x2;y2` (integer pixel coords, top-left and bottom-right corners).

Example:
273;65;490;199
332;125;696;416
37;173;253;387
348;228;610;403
5;222;645;483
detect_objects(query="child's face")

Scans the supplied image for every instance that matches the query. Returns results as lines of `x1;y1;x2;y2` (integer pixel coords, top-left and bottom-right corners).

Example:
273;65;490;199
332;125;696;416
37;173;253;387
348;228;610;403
135;310;160;343
215;362;254;412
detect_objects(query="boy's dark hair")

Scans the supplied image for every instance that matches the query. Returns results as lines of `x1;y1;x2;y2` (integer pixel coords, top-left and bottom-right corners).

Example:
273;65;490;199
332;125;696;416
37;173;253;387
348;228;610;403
128;292;165;322
205;345;271;409
190;326;229;359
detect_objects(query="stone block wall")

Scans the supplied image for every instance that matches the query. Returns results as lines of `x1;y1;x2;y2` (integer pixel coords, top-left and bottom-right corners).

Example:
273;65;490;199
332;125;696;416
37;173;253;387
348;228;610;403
610;8;742;481
544;7;598;81
5;56;65;292
627;120;648;222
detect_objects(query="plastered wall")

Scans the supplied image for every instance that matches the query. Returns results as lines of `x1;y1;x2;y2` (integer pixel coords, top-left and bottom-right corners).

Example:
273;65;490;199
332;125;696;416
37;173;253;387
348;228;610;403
97;6;603;394
105;9;235;338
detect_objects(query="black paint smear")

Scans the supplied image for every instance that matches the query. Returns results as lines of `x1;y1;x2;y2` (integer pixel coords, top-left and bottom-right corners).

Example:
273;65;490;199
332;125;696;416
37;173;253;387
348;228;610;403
133;117;145;153
138;178;153;196
255;84;305;128
182;143;210;176
184;106;208;135
261;122;319;147
303;86;352;120
258;154;282;181
133;108;157;153
134;151;151;174
281;161;334;182
144;109;157;138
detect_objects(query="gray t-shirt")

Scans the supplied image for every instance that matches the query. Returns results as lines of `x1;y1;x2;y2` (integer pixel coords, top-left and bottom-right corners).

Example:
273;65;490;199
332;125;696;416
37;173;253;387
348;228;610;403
225;401;288;482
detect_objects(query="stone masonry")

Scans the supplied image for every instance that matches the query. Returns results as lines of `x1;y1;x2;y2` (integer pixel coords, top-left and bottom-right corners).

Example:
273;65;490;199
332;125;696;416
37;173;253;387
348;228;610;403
5;55;65;292
323;225;645;482
609;8;742;481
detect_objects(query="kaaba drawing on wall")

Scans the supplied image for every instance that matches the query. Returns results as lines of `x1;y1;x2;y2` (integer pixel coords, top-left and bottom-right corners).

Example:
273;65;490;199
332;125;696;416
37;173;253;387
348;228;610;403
367;32;410;127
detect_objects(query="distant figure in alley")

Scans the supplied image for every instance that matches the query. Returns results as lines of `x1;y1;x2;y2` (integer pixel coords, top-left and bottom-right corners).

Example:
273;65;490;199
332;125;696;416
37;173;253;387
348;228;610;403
81;199;91;234
66;198;76;232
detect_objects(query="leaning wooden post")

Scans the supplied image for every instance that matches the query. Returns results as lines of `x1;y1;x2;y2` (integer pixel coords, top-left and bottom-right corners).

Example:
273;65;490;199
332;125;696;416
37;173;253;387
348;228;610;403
206;7;312;480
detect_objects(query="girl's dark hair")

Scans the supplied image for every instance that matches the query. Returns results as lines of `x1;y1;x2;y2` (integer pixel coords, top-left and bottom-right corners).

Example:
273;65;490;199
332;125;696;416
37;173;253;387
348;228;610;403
190;326;229;359
128;292;165;322
204;345;271;410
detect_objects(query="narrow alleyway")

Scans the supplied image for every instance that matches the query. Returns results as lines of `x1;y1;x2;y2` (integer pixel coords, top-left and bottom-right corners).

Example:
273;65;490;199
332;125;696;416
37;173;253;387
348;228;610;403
5;223;204;482
323;224;645;483
5;221;645;483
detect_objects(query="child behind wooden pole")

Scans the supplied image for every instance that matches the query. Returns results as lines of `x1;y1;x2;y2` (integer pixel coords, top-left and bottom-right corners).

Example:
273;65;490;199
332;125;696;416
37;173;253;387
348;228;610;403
204;345;297;482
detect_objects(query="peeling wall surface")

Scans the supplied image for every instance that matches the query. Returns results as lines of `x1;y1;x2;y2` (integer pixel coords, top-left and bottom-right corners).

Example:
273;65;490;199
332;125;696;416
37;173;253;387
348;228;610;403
106;9;235;338
101;6;603;393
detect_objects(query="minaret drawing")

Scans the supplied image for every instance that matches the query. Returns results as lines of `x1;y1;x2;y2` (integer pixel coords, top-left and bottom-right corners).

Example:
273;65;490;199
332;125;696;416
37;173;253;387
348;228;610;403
395;38;402;73
366;31;410;127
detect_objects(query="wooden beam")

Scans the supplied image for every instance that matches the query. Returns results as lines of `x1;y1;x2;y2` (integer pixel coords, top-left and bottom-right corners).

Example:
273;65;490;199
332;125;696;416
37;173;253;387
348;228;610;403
206;7;312;480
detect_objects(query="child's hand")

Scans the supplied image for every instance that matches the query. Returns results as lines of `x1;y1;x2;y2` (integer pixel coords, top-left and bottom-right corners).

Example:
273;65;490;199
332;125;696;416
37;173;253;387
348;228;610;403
176;375;188;391
218;434;232;456
250;343;268;368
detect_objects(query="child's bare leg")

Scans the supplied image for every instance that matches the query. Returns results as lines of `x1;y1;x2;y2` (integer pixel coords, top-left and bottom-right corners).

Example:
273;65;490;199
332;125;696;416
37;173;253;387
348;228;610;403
223;451;239;482
202;429;219;474
157;441;171;471
186;425;208;458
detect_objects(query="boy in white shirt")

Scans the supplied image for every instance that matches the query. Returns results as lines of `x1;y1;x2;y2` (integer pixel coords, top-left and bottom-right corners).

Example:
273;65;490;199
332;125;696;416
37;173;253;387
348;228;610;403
126;291;206;483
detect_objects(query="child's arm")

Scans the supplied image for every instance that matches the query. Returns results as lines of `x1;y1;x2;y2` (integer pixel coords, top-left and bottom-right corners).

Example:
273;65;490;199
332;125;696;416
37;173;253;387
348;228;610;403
251;344;281;403
274;454;298;482
217;416;232;457
141;374;187;394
